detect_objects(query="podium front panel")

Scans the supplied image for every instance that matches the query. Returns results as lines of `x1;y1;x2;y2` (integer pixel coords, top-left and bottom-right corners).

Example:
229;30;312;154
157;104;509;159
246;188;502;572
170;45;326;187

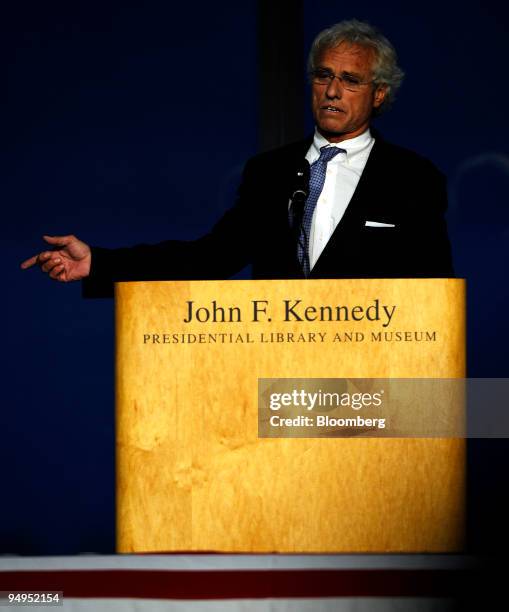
115;279;465;552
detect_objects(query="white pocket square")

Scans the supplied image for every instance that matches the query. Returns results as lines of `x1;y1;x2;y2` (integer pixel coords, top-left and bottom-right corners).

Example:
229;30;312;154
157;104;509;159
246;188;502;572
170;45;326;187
365;220;396;227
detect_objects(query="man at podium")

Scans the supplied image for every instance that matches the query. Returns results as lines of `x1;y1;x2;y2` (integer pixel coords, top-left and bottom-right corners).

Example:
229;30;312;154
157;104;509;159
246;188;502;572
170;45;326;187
21;19;453;292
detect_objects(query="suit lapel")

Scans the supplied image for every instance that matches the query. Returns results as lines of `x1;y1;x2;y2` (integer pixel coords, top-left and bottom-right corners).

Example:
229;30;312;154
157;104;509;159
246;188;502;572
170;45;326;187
274;138;313;278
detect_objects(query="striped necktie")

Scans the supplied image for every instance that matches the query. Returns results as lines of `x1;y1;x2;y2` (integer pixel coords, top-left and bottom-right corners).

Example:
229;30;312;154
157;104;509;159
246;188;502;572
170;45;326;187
297;145;344;277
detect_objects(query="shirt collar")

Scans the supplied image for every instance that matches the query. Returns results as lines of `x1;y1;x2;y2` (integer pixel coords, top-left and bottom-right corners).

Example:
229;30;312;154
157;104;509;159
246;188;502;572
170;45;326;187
307;128;374;163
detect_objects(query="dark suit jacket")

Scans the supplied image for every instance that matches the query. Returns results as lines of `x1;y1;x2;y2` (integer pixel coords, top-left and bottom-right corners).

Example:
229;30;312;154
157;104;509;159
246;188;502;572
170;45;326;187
83;133;453;298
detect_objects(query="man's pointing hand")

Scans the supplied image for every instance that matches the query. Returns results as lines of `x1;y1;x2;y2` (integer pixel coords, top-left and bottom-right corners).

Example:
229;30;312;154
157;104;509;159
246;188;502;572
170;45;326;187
21;235;91;282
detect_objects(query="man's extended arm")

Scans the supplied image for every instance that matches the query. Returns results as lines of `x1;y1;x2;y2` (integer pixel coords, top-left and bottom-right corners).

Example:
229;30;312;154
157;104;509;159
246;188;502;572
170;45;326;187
20;157;261;294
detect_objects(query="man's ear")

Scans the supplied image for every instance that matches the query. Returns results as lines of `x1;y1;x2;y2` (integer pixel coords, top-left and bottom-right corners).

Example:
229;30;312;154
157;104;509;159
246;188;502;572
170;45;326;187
373;84;387;108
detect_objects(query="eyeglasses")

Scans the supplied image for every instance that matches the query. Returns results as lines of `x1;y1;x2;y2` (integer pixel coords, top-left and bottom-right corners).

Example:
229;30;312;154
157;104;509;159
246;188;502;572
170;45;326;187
310;68;374;92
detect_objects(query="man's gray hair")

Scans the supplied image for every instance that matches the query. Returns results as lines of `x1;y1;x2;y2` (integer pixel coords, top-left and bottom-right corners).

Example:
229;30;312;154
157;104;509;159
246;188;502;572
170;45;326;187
308;19;404;115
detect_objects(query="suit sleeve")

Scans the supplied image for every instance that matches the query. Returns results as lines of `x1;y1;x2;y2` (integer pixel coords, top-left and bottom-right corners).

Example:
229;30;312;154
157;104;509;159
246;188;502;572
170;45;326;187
404;162;454;278
82;159;259;298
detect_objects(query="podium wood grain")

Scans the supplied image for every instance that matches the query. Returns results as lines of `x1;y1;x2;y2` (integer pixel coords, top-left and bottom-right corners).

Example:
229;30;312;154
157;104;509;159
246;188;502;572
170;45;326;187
115;279;465;552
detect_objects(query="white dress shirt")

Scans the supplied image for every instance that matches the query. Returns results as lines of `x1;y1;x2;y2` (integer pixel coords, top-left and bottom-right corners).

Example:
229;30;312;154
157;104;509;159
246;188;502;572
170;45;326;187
305;129;375;270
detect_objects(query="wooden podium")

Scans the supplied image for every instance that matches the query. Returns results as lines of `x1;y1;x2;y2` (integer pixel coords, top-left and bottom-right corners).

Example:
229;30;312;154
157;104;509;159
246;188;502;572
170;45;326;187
115;279;465;553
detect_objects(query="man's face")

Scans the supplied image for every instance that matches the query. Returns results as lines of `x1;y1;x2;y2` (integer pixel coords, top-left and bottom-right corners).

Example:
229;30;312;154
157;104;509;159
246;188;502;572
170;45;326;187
311;42;387;142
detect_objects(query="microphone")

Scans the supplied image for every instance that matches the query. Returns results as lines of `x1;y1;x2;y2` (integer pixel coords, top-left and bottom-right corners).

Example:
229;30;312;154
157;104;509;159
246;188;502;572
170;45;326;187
289;160;310;236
